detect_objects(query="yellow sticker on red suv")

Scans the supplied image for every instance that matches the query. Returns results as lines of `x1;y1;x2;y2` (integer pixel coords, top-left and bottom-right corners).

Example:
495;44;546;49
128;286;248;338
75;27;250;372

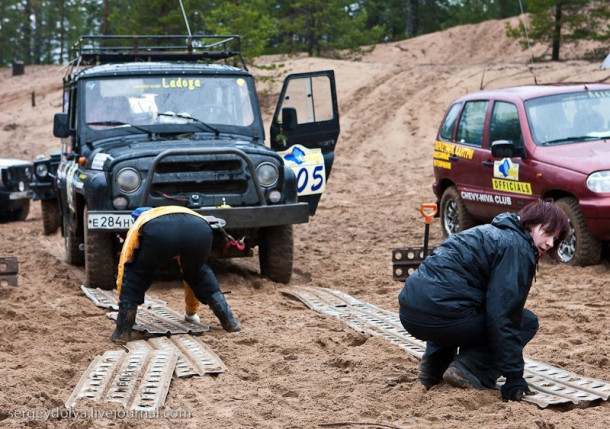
492;178;532;195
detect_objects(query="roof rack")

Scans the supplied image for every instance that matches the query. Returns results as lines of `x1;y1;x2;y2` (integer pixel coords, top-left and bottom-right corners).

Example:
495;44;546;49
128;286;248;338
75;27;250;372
69;34;246;70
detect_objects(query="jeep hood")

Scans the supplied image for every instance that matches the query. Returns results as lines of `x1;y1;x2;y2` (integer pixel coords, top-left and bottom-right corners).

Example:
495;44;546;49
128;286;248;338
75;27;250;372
532;140;610;174
90;137;271;161
0;159;30;167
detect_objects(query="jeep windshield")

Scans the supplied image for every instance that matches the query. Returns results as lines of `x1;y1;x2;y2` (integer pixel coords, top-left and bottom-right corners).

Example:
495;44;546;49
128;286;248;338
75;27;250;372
83;75;256;133
525;89;610;146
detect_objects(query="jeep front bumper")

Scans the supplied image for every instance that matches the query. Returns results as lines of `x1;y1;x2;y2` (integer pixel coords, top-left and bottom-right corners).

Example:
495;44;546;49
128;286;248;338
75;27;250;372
87;202;311;231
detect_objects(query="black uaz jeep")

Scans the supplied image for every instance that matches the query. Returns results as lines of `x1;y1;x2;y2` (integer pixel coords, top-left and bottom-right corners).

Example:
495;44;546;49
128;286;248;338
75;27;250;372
43;35;340;289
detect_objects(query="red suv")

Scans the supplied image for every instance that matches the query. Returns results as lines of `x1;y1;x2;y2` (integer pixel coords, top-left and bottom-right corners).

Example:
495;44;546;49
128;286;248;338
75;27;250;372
433;83;610;266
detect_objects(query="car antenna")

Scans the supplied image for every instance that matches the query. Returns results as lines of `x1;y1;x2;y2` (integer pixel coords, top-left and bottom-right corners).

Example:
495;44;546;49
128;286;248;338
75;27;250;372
179;0;192;37
518;0;538;85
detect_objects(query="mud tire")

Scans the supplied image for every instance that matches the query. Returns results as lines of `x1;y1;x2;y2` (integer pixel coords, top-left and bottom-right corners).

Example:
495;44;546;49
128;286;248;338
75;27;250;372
440;186;475;238
259;224;294;284
555;197;601;266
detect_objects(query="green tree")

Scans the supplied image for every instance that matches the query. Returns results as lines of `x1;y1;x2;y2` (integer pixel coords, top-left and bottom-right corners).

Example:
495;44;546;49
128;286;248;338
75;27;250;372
507;0;610;61
199;0;276;58
275;0;384;57
0;0;25;66
439;0;521;29
105;0;274;60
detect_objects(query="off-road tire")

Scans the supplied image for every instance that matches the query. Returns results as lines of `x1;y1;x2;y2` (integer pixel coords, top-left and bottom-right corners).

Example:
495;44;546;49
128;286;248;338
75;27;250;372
3;201;30;222
259;224;294;284
41;200;60;235
64;211;84;266
440;186;475;238
84;207;116;290
555;197;601;266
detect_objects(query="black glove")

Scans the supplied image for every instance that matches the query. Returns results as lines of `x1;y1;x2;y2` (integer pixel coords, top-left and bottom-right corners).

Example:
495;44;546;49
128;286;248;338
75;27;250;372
501;376;536;402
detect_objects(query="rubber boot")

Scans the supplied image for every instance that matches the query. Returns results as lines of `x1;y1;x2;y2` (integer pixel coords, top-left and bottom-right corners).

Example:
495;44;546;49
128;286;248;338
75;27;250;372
418;343;457;390
110;304;138;345
208;291;241;332
443;347;499;390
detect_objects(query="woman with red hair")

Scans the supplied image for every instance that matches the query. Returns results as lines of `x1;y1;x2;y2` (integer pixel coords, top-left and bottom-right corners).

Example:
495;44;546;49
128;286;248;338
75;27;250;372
398;200;569;402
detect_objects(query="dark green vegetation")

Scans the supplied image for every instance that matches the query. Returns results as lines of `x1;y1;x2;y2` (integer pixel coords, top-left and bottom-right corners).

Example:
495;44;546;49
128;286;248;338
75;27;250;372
1;0;608;67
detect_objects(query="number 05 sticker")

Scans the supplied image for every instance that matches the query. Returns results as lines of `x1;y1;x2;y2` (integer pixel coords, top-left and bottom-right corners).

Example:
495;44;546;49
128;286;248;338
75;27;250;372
278;144;326;196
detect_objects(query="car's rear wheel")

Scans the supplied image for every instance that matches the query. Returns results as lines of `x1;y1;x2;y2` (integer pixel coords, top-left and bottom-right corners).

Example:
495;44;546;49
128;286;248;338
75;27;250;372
440;186;475;238
258;224;293;283
41;199;60;235
84;207;117;290
64;211;84;266
555;197;601;266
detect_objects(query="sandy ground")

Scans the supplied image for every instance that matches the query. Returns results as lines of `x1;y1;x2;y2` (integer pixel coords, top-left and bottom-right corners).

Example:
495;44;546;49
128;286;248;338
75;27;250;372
0;17;609;428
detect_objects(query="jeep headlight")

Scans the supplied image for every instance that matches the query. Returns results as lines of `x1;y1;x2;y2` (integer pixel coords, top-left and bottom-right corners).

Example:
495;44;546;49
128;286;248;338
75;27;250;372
586;171;610;193
256;162;279;187
116;167;141;193
35;163;49;178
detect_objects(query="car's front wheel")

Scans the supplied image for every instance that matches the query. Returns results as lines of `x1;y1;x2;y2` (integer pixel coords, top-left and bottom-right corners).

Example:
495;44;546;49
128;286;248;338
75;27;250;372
1;201;30;222
84;207;117;290
41;199;60;235
555;197;601;266
258;224;293;283
440;186;475;238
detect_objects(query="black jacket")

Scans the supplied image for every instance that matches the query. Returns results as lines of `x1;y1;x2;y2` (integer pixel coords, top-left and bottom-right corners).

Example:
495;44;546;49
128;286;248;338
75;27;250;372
398;212;538;377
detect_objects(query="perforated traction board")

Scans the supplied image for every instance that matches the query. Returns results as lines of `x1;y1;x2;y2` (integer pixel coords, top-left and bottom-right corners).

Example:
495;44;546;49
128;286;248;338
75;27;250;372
127;335;227;378
282;286;610;409
81;285;209;334
65;349;177;412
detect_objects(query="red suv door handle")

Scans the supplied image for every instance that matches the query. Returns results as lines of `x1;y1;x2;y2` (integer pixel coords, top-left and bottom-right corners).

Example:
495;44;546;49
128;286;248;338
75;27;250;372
449;155;459;161
482;160;494;166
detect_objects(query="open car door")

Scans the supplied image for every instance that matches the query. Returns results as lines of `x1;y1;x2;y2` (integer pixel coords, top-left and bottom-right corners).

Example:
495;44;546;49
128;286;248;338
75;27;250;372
271;70;340;215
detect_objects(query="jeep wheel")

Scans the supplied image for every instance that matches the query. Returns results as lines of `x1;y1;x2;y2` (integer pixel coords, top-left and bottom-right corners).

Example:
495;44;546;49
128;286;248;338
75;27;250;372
555;197;601;266
440;186;475;237
84;207;116;290
64;211;84;266
3;201;30;222
259;224;293;283
41;200;60;235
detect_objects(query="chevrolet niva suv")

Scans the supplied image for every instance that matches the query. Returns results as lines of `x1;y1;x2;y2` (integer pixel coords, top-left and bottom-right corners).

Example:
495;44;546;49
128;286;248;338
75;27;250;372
35;35;340;289
433;83;610;266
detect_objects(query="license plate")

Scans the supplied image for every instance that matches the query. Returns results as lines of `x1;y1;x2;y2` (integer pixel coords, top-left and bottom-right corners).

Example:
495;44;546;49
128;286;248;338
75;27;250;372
87;213;134;230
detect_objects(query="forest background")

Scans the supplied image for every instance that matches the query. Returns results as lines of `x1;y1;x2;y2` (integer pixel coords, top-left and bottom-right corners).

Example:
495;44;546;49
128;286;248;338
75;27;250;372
1;0;609;68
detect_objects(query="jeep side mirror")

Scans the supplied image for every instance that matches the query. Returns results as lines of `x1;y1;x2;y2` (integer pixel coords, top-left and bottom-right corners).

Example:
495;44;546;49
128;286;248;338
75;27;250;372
281;107;298;132
53;113;70;138
491;140;519;158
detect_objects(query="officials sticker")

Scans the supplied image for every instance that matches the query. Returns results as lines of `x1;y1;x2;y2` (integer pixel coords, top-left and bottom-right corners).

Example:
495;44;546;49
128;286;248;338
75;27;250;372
494;158;519;181
492;178;532;195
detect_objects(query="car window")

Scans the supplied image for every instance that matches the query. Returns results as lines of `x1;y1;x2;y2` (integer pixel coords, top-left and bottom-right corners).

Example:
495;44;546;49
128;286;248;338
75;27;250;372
526;90;610;145
489;101;522;147
84;76;256;129
440;102;462;141
456;100;489;147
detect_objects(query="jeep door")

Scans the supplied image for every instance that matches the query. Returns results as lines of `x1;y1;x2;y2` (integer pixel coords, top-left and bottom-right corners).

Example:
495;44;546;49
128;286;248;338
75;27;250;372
270;71;340;215
437;99;493;220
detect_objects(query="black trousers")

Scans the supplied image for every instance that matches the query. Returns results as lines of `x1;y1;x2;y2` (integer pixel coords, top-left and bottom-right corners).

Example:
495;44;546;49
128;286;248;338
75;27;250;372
119;213;220;308
400;308;538;388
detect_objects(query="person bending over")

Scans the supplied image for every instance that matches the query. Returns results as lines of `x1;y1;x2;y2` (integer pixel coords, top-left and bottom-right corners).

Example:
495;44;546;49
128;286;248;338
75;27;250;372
398;200;569;402
110;206;241;345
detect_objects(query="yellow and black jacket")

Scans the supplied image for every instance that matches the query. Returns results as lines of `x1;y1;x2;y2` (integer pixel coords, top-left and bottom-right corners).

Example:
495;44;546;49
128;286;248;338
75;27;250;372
117;206;209;315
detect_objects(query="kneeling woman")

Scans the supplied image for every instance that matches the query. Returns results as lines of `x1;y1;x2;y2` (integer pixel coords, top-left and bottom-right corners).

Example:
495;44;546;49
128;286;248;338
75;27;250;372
398;200;568;402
